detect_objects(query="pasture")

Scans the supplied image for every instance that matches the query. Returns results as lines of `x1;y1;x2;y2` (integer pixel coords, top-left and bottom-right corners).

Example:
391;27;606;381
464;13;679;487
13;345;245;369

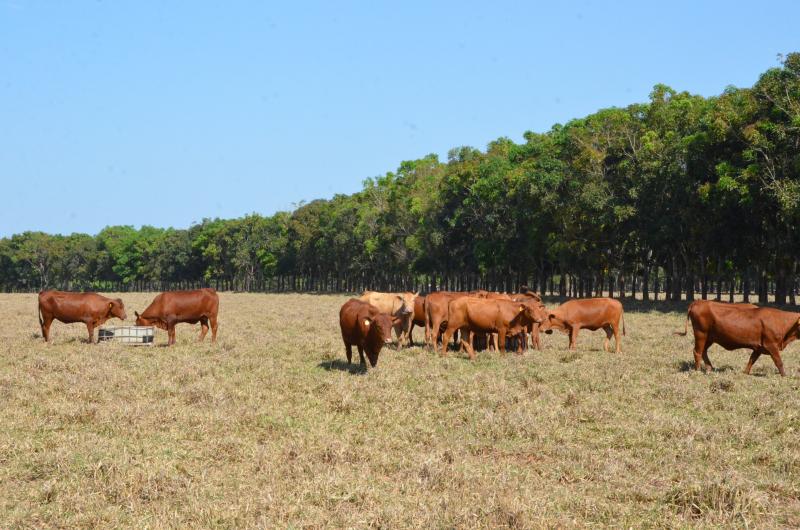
1;292;799;527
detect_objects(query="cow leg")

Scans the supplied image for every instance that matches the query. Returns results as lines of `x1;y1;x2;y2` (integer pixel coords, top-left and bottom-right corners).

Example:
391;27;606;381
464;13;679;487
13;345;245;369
612;323;621;354
168;323;177;346
409;321;415;346
431;318;442;349
568;326;580;350
199;317;209;342
440;328;452;356
357;345;366;366
701;345;714;372
532;326;541;351
603;326;612;352
459;338;476;360
345;343;353;364
692;332;708;371
210;316;219;343
424;317;431;347
766;347;786;377
498;330;507;354
86;321;95;344
743;349;762;375
41;316;53;343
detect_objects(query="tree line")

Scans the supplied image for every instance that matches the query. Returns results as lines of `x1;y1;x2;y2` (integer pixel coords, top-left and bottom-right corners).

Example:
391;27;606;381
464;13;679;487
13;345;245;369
2;54;799;303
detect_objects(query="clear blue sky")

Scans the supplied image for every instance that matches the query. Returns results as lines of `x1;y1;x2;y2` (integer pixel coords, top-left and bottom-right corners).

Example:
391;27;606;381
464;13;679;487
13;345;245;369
1;1;798;237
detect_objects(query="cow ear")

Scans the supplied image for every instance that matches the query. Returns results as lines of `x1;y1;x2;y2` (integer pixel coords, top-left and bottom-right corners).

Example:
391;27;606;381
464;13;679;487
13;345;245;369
414;291;419;297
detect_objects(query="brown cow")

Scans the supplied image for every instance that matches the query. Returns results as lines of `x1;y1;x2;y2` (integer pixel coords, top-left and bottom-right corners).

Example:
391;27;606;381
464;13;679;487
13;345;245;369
541;298;625;353
408;295;426;346
508;292;545;350
441;297;547;359
358;291;417;347
38;290;127;343
339;299;394;368
134;288;219;346
679;300;795;376
675;300;757;336
424;291;460;347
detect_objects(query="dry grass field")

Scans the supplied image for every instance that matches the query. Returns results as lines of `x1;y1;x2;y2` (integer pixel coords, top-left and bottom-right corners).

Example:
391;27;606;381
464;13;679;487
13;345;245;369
1;292;799;528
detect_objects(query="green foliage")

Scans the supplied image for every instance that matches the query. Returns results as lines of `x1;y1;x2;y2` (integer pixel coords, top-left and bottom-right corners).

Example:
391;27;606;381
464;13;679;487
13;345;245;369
0;53;798;292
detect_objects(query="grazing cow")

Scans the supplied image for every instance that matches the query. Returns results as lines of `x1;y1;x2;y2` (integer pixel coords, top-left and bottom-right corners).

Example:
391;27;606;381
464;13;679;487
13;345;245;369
408;295;426;346
678;300;795;376
541;298;625;353
38;290;127;343
358;291;418;347
339;299;394;368
134;288;219;346
441;297;547;359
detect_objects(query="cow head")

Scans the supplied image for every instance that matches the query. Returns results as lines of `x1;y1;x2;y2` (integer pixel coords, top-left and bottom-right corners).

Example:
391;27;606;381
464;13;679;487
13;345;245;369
395;292;417;316
109;298;127;321
134;311;167;330
361;313;394;367
541;310;567;334
517;301;547;325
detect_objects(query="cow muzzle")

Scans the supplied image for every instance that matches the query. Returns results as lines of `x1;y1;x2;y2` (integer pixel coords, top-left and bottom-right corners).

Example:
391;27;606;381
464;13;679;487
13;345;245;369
384;338;393;344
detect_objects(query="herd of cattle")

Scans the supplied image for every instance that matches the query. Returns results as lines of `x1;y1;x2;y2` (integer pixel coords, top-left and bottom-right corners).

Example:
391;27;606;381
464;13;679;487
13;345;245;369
34;287;799;376
341;290;799;376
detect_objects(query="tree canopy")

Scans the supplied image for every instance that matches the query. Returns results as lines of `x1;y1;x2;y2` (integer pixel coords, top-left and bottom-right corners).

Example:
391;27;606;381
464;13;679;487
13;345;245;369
2;54;799;302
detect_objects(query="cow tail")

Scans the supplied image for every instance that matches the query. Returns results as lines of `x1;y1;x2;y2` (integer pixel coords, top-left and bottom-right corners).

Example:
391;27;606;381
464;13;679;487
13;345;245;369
622;312;626;336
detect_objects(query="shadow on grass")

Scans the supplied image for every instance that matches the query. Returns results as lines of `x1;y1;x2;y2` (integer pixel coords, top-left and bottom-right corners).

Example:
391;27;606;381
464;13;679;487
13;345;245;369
317;359;368;374
676;360;738;373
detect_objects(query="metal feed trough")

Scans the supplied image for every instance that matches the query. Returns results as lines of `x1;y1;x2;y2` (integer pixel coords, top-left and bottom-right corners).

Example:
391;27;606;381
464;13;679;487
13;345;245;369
98;326;155;345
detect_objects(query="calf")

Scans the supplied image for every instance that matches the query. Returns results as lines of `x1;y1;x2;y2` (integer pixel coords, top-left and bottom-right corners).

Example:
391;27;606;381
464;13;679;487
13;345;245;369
339;299;394;368
38;290;127;343
441;297;547;359
134;288;219;346
680;301;796;376
541;298;625;353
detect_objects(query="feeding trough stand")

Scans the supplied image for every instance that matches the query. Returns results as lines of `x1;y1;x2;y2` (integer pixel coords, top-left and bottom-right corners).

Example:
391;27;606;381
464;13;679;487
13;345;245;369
98;326;155;345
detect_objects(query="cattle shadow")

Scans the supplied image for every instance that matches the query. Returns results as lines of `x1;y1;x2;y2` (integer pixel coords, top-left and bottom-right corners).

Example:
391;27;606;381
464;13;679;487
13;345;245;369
676;360;738;373
317;359;368;375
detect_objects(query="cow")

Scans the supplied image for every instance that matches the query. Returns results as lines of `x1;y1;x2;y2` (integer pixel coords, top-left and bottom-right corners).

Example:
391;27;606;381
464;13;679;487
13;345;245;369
38;290;127;343
540;298;625;353
675;300;758;336
339;299;394;368
508;292;545;351
134;288;219;346
441;297;547;359
358;291;418;347
424;291;460;348
424;290;501;348
677;300;795;376
408;295;426;346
